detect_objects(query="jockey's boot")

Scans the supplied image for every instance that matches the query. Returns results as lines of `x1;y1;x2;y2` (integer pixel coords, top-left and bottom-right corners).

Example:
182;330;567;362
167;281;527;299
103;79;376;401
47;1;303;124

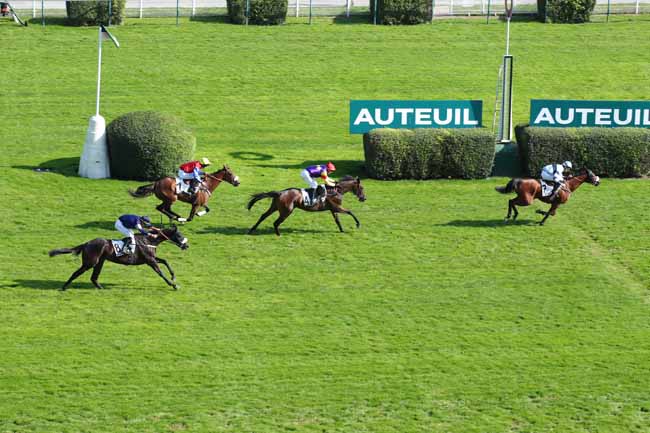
315;185;326;202
190;180;200;195
549;183;561;202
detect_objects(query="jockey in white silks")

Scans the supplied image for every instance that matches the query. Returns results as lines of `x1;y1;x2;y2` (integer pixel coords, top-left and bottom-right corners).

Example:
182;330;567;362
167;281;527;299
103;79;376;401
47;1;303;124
540;161;572;200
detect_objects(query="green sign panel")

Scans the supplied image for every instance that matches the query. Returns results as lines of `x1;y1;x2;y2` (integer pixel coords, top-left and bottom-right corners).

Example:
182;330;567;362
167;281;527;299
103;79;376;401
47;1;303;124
350;100;482;134
530;99;650;128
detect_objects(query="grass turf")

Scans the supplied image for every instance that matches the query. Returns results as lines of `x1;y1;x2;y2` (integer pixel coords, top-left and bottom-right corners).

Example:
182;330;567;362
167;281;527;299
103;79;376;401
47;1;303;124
1;16;650;433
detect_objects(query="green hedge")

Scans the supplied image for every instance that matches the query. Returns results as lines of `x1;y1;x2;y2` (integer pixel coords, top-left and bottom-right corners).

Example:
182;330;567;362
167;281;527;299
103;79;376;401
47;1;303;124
369;0;432;24
107;111;196;181
363;129;495;179
516;124;650;177
66;0;125;26
226;0;287;25
546;0;596;23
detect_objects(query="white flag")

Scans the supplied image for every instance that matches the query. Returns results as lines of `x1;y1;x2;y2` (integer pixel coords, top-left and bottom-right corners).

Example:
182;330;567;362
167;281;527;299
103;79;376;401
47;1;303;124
100;24;120;48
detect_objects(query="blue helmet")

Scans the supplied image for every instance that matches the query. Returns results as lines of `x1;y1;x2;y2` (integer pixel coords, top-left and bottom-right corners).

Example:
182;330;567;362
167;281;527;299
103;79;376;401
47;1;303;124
140;215;151;225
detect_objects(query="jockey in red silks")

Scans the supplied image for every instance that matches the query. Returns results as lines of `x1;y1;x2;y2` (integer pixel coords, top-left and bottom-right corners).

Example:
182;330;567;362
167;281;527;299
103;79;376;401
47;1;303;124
178;157;211;195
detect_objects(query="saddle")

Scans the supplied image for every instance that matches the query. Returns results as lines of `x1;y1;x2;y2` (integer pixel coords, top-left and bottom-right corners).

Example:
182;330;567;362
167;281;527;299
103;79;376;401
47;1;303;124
175;177;192;195
301;187;326;207
111;239;128;257
539;180;555;197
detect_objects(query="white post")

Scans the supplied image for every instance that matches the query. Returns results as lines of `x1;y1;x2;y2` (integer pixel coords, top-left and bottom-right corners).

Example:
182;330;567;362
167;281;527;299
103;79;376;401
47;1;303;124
346;0;350;17
450;0;454;14
32;0;36;18
96;26;102;117
636;0;640;14
79;26;110;179
192;0;196;16
296;0;300;17
139;0;143;18
505;17;510;55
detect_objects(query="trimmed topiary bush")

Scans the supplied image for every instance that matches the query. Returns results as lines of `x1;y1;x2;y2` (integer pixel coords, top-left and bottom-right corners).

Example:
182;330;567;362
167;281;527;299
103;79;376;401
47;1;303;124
545;0;596;23
370;0;432;24
516;124;650;177
66;0;125;26
363;128;495;179
226;0;287;25
107;111;196;181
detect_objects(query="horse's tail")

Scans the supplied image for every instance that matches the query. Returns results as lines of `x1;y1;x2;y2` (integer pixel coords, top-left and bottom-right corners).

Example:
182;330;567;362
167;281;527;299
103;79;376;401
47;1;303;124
247;191;280;210
495;179;517;194
129;184;155;198
49;244;85;257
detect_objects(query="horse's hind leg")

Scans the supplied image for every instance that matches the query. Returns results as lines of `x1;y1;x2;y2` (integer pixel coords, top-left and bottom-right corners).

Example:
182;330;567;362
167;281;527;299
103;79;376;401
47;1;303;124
509;199;519;221
61;265;91;291
331;211;344;232
248;202;278;234
273;206;294;237
90;258;106;290
156;203;177;221
539;203;559;226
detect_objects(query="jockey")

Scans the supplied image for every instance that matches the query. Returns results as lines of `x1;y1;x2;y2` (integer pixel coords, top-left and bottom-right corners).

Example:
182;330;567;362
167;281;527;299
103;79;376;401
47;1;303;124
0;3;8;16
541;161;572;200
300;162;336;202
178;157;211;195
114;214;158;254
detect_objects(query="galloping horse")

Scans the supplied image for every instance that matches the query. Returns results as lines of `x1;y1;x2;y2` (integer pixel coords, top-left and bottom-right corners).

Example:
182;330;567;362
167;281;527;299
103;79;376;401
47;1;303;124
129;165;240;222
495;168;600;225
247;176;366;236
48;226;189;291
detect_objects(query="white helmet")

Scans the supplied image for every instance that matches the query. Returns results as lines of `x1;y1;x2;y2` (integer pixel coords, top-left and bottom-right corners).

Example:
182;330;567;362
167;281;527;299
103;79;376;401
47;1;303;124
562;161;573;169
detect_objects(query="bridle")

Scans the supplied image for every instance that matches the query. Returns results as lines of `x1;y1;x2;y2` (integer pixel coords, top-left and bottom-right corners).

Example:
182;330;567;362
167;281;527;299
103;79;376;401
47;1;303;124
156;229;187;249
205;170;235;186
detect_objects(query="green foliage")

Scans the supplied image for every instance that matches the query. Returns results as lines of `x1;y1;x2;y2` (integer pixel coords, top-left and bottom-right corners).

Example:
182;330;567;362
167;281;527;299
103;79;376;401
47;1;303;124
546;0;596;23
370;0;432;24
65;0;125;26
363;128;495;179
516;124;650;177
106;111;196;181
226;0;287;25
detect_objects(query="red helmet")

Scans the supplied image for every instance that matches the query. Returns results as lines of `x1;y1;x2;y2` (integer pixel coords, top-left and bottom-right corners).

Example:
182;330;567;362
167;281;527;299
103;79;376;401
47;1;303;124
326;162;336;172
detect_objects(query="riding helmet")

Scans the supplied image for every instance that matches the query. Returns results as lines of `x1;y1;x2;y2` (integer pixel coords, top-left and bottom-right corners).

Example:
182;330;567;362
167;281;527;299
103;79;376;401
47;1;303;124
326;162;336;172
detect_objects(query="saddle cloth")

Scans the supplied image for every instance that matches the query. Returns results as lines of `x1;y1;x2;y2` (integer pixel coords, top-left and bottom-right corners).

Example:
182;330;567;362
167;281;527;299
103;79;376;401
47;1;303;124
175;177;192;195
301;188;323;207
111;239;127;257
540;180;555;197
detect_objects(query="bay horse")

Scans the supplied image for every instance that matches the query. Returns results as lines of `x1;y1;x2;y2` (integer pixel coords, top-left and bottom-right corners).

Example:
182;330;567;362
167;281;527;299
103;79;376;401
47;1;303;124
48;226;189;291
247;176;366;236
495;168;600;225
129;165;240;222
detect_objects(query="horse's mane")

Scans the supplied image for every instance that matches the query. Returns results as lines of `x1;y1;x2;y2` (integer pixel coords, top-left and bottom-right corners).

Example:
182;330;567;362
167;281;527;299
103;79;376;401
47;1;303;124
339;175;356;182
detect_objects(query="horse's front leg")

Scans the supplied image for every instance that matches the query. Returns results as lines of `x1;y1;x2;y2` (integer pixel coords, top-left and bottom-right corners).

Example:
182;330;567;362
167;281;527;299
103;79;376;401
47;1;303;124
331;204;360;228
539;203;559;226
331;211;344;232
155;257;176;282
147;260;178;289
185;203;199;222
196;205;210;217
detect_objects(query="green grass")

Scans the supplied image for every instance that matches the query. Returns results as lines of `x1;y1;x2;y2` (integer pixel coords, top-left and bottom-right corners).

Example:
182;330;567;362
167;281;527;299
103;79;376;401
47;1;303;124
1;16;650;433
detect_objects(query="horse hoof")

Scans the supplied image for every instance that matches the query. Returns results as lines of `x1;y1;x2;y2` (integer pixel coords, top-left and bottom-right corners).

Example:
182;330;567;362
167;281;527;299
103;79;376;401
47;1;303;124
172;284;180;290
196;211;207;217
177;218;187;223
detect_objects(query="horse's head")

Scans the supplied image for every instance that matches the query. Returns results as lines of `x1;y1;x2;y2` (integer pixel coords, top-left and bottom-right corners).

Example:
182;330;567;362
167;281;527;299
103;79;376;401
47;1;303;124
336;176;366;202
583;168;600;186
221;165;240;187
163;225;189;250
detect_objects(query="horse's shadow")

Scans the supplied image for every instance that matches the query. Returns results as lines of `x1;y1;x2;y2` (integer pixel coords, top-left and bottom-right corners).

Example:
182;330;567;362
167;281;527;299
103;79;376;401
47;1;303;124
257;160;366;178
197;225;325;236
438;219;537;228
75;221;116;231
8;279;117;291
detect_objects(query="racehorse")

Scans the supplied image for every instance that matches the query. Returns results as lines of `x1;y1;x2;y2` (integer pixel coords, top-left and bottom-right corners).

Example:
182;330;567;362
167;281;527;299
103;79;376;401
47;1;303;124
48;226;189;291
129;165;240;222
247;176;366;236
495;168;600;225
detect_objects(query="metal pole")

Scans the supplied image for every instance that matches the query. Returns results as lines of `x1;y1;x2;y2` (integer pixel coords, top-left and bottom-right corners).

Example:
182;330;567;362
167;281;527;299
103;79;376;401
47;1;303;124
108;0;112;26
139;0;143;18
431;0;434;21
176;0;179;25
309;0;312;23
32;0;35;18
606;0;610;22
96;26;103;117
373;0;377;24
245;0;250;25
296;0;299;17
41;0;44;26
636;0;640;14
505;17;510;55
486;0;490;23
346;0;350;18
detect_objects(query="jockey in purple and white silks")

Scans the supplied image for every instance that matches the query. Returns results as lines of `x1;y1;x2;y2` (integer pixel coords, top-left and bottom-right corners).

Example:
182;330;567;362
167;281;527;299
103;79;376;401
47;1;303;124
300;162;336;203
541;161;572;200
114;214;157;254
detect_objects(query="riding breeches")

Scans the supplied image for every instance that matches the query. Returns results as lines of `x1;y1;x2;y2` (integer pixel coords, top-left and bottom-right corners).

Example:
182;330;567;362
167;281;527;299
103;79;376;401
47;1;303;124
115;219;135;244
301;169;318;189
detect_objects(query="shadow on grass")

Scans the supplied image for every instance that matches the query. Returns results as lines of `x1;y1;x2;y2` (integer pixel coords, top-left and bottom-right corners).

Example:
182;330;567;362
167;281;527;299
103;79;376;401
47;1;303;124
332;14;371;24
189;15;230;23
13;157;80;177
258;160;366;178
76;221;116;231
197;225;325;236
9;279;117;291
229;151;274;162
439;219;537;227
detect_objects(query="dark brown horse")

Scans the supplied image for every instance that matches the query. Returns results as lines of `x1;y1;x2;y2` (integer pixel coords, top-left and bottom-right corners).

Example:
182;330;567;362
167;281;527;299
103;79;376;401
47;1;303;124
48;226;189;291
247;176;366;236
496;168;600;225
129;165;240;222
